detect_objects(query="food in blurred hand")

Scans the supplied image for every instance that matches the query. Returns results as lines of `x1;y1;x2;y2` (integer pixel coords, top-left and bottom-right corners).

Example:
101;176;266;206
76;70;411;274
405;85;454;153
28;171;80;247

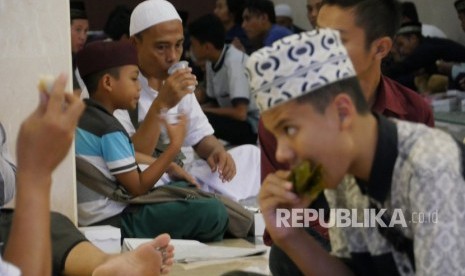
289;161;324;199
38;75;56;94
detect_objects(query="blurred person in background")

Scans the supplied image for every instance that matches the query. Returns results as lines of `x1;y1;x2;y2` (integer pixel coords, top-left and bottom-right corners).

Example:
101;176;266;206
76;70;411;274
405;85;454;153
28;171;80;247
70;0;89;95
306;0;322;29
242;0;292;51
104;5;132;42
274;3;306;34
214;0;252;53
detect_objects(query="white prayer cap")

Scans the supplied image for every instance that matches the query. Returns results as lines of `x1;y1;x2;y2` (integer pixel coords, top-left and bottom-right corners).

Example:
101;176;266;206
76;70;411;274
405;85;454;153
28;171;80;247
274;4;292;18
246;28;356;112
130;0;182;36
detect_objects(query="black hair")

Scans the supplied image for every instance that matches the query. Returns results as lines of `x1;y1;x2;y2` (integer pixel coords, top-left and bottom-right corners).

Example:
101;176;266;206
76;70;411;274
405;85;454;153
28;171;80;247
70;0;87;21
455;0;465;13
245;0;276;24
82;67;120;95
295;77;370;115
401;2;419;22
226;0;247;25
322;0;401;49
177;10;189;28
104;5;131;41
188;14;225;50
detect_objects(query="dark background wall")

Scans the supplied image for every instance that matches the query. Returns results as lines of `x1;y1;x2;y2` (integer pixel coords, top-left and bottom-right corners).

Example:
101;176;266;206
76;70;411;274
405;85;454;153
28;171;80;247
82;0;216;30
81;0;464;45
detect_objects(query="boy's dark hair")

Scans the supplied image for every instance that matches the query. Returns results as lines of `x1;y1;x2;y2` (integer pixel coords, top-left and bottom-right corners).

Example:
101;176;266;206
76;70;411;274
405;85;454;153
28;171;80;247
245;0;276;24
296;77;370;114
188;14;225;50
104;5;131;41
322;0;401;49
82;67;120;95
226;0;247;25
401;2;419;22
455;0;465;13
70;0;87;21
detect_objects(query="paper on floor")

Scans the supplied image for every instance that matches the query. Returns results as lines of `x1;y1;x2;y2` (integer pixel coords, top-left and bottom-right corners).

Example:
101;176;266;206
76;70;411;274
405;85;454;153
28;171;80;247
123;238;267;264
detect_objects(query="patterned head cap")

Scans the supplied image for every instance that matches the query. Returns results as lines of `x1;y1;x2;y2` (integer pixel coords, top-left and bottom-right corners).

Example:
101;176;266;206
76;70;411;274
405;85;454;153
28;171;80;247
246;28;356;112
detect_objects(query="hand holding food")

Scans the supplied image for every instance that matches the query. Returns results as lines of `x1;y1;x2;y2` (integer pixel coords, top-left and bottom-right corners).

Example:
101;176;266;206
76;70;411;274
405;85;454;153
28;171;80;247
288;161;325;200
38;75;56;94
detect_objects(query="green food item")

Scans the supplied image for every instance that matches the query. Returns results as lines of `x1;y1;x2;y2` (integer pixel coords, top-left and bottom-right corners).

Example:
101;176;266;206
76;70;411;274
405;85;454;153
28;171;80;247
289;161;325;198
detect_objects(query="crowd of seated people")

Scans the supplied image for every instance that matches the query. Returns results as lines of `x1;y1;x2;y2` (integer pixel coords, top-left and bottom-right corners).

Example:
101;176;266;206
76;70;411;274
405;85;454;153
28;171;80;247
73;0;262;239
383;0;465;93
4;0;465;275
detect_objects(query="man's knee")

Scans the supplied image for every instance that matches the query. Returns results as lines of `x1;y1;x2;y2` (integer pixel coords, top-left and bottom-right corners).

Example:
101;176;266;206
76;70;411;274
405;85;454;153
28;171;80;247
193;198;229;240
199;199;228;224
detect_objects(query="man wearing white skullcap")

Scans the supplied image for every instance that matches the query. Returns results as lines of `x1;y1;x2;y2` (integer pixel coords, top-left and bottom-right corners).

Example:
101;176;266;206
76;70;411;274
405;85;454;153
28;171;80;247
129;0;182;36
114;0;236;179
274;3;305;34
114;0;262;203
250;28;465;275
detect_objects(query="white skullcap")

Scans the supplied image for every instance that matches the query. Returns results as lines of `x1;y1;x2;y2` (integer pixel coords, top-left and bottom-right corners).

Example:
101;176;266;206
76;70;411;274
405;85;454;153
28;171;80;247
246;28;356;112
130;0;182;36
274;4;292;18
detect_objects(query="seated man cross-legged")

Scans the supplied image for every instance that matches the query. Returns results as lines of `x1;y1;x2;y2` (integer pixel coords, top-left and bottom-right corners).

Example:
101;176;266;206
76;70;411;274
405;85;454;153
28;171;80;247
112;0;260;202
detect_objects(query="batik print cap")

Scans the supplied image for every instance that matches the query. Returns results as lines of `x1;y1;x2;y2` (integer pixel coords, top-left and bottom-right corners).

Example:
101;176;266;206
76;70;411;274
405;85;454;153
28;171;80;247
246;28;356;112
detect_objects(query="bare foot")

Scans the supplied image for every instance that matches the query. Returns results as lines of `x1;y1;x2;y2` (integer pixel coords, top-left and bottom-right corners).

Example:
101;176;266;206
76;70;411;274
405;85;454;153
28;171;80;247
92;234;174;276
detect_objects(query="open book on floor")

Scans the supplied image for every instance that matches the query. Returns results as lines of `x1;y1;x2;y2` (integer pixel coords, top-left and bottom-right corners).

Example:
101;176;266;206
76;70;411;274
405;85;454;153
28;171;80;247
122;238;267;263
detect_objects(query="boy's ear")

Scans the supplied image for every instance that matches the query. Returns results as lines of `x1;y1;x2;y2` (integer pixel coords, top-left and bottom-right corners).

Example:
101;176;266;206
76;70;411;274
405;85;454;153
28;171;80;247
101;74;113;92
373;37;392;59
333;93;355;130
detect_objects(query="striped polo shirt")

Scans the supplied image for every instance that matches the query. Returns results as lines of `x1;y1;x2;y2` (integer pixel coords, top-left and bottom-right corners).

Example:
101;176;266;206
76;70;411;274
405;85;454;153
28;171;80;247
75;99;136;226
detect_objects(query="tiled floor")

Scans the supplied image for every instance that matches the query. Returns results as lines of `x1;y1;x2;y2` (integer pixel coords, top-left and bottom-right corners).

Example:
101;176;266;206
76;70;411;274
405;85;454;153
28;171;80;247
170;238;271;276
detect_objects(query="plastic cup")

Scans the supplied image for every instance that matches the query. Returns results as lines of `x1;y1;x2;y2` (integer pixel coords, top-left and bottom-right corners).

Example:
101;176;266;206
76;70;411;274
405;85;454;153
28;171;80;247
168;60;189;75
168;60;195;91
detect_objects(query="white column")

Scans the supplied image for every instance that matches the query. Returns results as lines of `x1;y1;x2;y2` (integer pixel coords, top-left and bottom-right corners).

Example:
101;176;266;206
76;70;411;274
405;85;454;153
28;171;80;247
0;0;77;223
